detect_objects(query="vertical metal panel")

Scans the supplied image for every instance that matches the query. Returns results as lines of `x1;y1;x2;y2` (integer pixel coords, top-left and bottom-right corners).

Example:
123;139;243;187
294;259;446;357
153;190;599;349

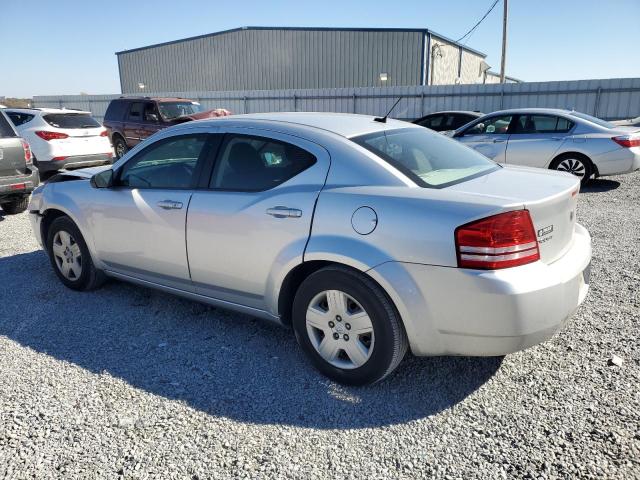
117;28;425;93
34;78;640;122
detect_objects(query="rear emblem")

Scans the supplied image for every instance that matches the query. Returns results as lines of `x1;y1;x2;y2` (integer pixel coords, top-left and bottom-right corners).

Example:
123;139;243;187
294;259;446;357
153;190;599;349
538;225;553;237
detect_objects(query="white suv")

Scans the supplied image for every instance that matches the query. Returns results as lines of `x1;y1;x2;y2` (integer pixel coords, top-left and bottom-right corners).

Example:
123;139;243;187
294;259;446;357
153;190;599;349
4;108;114;174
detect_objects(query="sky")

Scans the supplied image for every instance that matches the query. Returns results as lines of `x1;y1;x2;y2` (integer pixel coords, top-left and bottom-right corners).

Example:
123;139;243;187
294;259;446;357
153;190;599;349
2;0;639;98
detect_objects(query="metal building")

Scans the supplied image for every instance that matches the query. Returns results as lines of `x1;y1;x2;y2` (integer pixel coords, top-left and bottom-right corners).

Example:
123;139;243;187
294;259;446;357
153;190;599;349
116;26;493;94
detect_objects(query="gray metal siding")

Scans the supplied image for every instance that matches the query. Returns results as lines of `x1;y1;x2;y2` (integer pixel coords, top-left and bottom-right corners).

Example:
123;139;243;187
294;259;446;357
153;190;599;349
118;29;425;93
35;78;640;122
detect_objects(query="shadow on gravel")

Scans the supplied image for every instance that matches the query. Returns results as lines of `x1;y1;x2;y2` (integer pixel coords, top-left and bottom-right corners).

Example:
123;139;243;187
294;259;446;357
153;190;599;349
581;179;620;193
0;251;502;429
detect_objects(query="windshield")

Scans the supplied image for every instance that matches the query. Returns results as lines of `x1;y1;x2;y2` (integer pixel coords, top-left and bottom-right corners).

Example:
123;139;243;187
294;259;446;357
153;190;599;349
157;101;204;120
352;127;499;188
569;111;615;129
43;113;101;129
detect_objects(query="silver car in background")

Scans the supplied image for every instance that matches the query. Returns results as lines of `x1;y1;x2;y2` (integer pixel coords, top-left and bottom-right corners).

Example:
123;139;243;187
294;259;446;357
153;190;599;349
28;113;591;385
452;108;640;184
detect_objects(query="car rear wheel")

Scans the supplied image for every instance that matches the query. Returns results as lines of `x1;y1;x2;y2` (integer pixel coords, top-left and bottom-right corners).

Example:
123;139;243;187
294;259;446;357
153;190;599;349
1;197;29;215
550;154;592;185
113;135;128;159
46;216;105;291
292;266;408;385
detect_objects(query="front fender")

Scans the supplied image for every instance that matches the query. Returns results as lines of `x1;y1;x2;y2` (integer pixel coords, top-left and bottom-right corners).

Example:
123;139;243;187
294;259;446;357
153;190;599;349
39;182;103;268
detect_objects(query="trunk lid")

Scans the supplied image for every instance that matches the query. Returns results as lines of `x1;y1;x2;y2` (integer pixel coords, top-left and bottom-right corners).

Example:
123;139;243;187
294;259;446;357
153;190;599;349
447;165;580;264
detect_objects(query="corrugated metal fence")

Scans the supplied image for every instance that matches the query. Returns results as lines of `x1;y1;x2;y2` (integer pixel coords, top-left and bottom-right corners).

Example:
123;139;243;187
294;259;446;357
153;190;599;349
34;77;640;122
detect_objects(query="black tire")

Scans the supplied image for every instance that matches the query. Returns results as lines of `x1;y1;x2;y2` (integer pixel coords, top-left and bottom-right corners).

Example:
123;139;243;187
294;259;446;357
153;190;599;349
113;135;128;159
1;196;29;215
46;216;106;291
550;153;593;186
292;266;408;385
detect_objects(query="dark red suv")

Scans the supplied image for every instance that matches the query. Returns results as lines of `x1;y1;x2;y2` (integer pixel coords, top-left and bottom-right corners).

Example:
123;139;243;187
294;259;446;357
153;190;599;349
103;97;230;158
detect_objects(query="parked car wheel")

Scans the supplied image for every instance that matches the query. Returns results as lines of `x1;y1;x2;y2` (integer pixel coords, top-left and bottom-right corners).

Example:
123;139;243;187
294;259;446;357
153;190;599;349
292;266;408;385
1;197;29;215
46;216;105;291
550;153;593;185
113;135;128;159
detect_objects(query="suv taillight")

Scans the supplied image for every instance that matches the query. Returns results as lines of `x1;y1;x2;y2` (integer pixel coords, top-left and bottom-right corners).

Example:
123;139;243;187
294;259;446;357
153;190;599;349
612;135;640;148
35;130;69;141
455;210;540;270
21;139;32;165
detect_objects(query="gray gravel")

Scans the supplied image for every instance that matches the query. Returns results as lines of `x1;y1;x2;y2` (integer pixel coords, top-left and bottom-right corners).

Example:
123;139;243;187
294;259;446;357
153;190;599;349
0;172;639;479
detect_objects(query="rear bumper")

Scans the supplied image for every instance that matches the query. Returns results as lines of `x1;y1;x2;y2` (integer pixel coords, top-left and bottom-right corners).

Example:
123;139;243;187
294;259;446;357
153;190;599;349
368;223;592;357
593;147;640;176
0;167;39;199
37;153;113;173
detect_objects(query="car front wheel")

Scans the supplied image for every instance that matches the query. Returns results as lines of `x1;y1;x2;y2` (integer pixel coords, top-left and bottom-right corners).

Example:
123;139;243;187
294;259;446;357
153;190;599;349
46;216;105;291
292;266;408;385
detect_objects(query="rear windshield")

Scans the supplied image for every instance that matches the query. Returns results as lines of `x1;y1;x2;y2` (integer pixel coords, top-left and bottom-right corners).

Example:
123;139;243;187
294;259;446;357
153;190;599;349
569;111;615;129
43;113;101;129
352;127;499;188
0;112;17;138
158;101;203;121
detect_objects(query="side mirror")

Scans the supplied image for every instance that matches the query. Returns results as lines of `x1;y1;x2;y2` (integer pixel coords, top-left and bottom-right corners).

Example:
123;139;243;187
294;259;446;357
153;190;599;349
90;169;114;189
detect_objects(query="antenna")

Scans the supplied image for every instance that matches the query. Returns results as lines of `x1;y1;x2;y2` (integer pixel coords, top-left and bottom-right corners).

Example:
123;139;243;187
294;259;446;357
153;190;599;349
374;97;403;123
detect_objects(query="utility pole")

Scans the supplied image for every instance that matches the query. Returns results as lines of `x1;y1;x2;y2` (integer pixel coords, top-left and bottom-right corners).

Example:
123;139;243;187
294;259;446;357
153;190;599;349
500;0;508;83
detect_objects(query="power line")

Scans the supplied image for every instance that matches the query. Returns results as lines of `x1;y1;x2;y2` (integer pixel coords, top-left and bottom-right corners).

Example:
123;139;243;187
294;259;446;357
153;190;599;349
455;0;500;43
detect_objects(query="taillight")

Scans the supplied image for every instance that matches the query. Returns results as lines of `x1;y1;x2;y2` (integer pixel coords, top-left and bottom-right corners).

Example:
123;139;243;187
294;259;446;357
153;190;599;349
100;130;109;137
35;130;69;141
612;135;640;148
20;139;32;165
455;210;540;270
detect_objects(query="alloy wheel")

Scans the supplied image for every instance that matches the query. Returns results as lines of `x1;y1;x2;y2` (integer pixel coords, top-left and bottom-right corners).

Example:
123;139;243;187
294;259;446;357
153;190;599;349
305;290;375;369
556;158;586;179
52;230;82;280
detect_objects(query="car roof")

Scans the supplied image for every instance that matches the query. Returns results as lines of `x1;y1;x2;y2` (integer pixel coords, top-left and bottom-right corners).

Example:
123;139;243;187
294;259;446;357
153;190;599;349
201;112;417;138
116;96;195;102
481;108;573;116
421;110;483;116
5;107;92;115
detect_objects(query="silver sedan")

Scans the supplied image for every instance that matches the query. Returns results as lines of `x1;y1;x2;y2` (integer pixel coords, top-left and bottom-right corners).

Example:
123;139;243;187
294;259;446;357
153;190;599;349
29;113;592;385
453;108;640;184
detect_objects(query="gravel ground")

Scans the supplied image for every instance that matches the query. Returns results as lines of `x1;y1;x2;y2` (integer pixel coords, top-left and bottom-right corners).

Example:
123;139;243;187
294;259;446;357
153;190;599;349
0;172;638;479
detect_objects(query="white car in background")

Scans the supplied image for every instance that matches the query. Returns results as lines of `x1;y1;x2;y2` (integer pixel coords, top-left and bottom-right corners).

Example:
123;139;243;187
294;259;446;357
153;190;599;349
4;108;114;174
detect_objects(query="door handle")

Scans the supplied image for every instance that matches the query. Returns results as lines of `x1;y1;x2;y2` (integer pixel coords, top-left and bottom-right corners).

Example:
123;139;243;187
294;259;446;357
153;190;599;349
266;206;302;218
157;200;183;210
492;139;506;143
550;137;563;141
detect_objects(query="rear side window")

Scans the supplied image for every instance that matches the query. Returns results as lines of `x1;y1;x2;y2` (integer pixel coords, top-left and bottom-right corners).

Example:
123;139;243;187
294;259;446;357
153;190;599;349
515;115;574;134
210;135;316;191
418;115;444;129
6;112;35;127
0;112;17;138
352;127;499;188
451;114;476;130
43;114;101;129
128;102;144;121
104;100;128;121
